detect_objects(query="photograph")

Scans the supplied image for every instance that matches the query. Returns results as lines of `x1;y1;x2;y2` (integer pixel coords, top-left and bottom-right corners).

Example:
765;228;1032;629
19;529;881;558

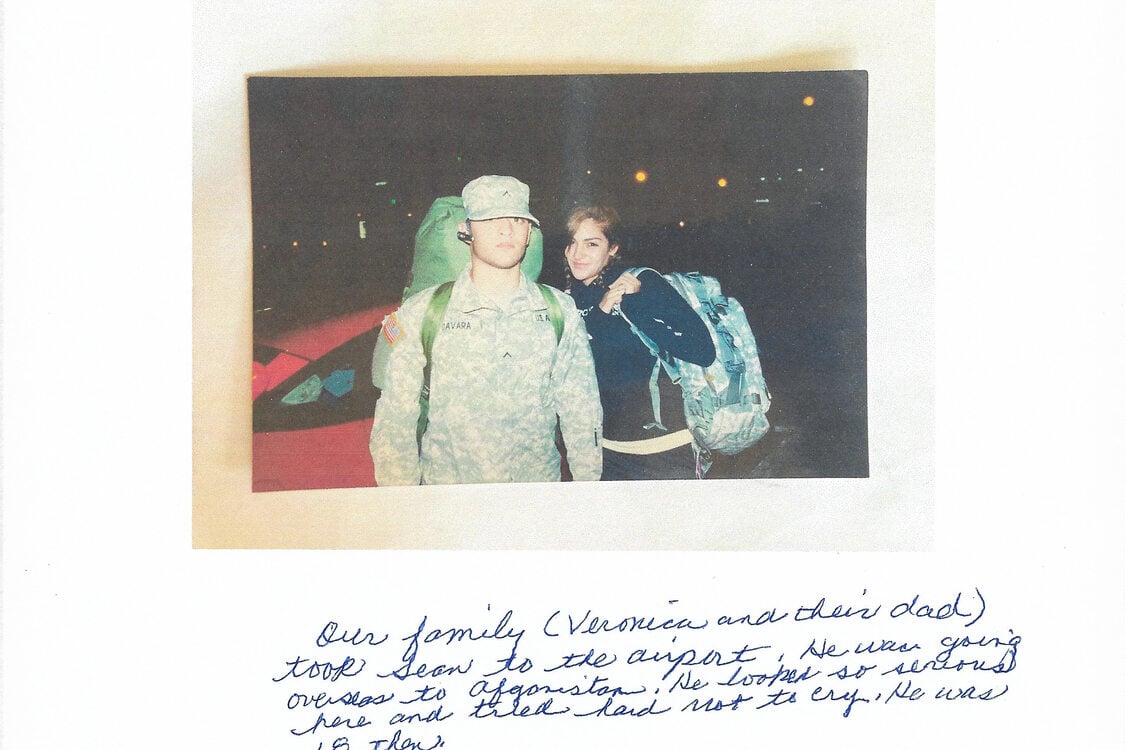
249;71;869;492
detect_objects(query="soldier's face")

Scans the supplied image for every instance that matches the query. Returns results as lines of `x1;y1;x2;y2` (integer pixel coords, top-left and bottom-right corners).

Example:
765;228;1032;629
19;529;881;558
565;218;618;285
464;217;532;271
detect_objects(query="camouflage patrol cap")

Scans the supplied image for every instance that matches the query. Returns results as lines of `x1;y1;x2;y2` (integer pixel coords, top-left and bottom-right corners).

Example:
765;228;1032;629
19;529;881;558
462;175;539;226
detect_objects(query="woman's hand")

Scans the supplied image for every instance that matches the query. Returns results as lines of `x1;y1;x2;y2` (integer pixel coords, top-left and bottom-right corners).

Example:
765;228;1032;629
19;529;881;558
598;272;642;314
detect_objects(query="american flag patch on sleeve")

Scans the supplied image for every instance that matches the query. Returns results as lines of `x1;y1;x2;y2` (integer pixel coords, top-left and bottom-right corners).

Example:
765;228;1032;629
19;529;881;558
382;312;402;345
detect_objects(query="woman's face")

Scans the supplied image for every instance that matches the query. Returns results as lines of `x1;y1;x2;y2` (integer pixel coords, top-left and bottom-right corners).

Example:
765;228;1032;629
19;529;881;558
565;218;618;285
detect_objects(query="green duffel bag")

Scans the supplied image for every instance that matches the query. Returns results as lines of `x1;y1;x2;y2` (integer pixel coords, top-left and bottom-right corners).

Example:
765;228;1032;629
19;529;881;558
372;196;545;389
401;195;544;299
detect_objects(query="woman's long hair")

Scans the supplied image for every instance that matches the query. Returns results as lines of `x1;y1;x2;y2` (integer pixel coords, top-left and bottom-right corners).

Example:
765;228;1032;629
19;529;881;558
564;205;624;292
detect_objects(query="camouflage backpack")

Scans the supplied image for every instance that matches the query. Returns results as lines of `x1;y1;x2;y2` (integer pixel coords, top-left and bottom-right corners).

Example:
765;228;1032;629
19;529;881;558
623;268;771;474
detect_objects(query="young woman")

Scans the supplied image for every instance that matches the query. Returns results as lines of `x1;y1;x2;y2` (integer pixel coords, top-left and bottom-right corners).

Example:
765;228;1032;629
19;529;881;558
564;206;716;480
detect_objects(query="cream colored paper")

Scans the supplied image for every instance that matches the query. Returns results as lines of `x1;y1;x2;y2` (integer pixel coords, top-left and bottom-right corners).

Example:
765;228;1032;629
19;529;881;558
3;1;1122;748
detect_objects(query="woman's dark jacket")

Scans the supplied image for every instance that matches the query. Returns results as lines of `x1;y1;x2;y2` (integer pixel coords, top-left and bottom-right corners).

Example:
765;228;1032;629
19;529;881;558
569;267;716;442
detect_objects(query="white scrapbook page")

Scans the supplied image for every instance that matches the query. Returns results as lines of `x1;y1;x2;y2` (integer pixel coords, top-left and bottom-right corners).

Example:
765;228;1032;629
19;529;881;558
2;1;1122;747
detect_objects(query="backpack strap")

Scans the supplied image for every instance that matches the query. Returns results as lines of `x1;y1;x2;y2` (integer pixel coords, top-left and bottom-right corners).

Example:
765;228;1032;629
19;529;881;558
417;281;455;446
645;362;666;431
536;283;565;343
415;281;563;447
620;267;672;432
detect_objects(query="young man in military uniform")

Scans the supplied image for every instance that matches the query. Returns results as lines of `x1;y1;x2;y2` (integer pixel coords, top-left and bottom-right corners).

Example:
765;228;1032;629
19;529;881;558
369;175;603;485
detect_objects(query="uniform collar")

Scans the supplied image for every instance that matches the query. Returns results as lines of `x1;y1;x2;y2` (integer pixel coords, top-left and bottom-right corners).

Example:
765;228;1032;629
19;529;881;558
452;266;544;314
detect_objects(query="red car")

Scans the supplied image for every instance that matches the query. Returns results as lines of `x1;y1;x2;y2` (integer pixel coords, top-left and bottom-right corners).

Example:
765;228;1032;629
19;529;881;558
252;304;396;492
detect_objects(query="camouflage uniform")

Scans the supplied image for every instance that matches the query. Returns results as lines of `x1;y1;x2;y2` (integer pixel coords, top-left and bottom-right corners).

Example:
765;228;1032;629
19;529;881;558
370;267;603;485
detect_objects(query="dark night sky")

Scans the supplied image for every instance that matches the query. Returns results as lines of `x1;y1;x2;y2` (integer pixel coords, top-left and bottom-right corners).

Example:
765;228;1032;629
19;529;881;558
248;71;866;254
248;71;866;321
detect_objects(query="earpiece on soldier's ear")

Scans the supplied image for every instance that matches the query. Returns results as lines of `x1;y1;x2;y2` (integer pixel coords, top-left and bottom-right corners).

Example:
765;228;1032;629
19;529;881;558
457;231;473;242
